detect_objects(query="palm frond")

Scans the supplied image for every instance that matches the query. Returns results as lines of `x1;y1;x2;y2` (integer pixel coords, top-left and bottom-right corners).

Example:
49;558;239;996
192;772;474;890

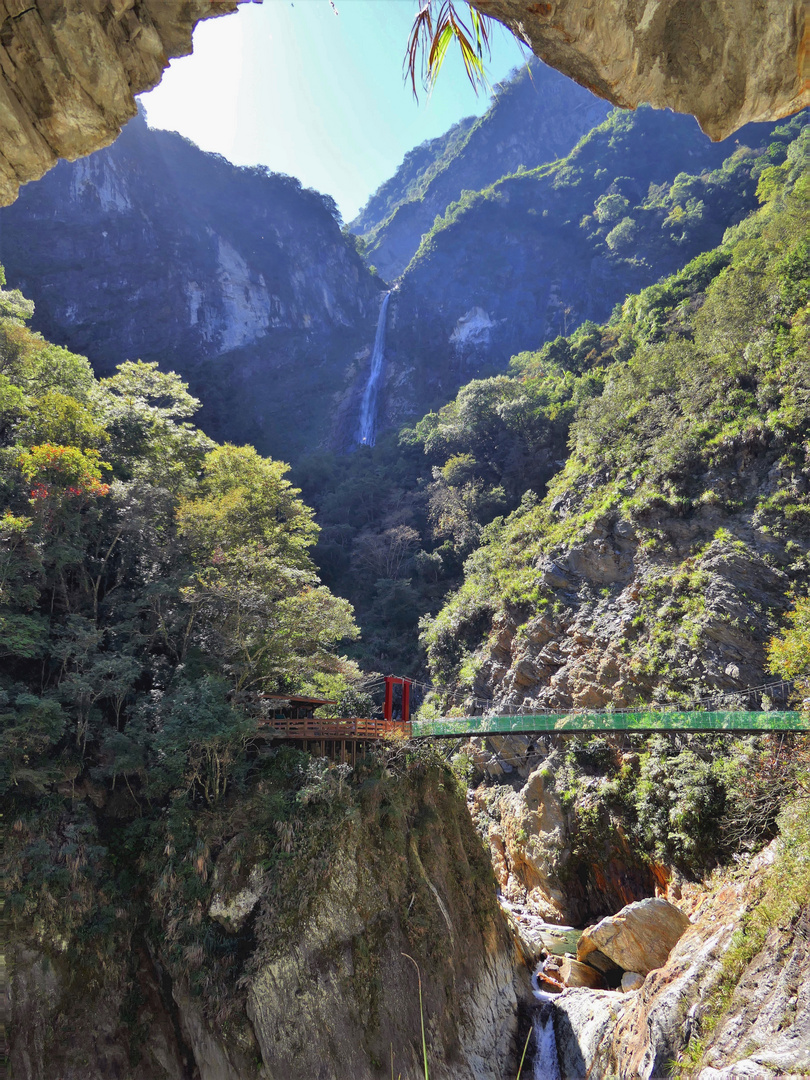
404;1;493;101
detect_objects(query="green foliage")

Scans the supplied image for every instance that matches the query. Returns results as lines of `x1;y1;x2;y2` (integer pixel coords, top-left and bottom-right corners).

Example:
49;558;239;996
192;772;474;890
0;690;64;792
409;109;807;290
0;271;361;805
143;677;255;804
554;733;806;878
0;269;380;1047
767;595;810;706
405;0;493;103
178;443;317;564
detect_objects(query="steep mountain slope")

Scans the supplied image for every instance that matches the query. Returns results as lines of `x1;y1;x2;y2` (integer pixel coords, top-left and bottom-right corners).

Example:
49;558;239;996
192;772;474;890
1;84;791;469
352;59;611;280
0;108;382;461
417;127;809;712
370;108;798;443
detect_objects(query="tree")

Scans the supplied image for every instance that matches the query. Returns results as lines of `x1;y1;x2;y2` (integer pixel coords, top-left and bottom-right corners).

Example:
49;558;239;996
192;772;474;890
96;360;212;486
180;547;357;691
768;596;810;710
178;444;318;565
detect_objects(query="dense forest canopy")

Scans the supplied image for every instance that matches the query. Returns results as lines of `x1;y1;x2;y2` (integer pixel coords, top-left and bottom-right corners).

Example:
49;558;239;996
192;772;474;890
0;286;364;803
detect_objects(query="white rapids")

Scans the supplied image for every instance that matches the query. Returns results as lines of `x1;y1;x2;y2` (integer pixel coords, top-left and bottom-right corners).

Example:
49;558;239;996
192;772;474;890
531;969;561;1080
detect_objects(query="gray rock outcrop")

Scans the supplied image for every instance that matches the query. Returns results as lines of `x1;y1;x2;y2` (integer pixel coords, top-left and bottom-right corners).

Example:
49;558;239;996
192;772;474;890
0;106;380;462
467;489;800;713
8;765;525;1080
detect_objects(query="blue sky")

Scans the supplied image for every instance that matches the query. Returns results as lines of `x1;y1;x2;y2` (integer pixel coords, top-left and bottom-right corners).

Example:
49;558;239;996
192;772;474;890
139;0;528;223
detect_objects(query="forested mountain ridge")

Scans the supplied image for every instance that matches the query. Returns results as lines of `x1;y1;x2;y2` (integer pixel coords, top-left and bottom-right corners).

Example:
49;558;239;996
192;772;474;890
0;288;365;804
0;74;793;469
0;107;382;462
351;59;611;279
361;108;802;460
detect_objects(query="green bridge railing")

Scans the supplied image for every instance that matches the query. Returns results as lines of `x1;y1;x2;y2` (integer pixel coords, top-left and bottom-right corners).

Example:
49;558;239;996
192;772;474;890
411;710;808;738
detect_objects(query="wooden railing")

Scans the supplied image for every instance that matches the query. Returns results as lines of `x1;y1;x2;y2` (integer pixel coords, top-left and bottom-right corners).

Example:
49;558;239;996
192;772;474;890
260;717;412;740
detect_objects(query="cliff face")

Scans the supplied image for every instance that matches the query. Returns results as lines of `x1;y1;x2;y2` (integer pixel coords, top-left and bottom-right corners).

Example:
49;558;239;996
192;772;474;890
0;107;378;357
353;60;611;281
0;108;381;460
7;756;527;1080
0;0;243;206
472;0;808;140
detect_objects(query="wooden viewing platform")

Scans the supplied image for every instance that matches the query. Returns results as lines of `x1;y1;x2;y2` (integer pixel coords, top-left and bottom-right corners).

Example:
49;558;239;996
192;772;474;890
259;716;411;765
254;681;414;763
262;716;411;740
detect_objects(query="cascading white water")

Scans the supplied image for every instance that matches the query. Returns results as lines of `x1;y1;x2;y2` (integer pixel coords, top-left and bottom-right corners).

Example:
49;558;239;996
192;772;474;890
531;971;561;1079
355;291;391;447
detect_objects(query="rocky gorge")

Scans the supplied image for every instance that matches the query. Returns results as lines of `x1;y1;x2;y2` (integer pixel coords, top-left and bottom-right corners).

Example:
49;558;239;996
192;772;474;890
459;728;810;1077
2;7;809;1079
9;720;809;1078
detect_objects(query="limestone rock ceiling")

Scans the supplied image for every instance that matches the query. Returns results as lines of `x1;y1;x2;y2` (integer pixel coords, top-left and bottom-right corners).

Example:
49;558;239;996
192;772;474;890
0;0;242;206
0;1;806;207
472;0;808;140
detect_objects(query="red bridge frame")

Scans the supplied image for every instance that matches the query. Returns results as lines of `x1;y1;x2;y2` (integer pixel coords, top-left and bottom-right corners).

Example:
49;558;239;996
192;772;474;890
383;675;411;725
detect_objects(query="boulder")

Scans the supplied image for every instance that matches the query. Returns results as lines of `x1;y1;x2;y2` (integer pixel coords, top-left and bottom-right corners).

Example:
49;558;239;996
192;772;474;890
621;971;645;993
577;897;690;975
560;957;607;989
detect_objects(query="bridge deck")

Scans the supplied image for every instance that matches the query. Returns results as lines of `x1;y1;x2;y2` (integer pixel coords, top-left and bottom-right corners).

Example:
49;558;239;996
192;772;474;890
260;717;409;740
411;710;807;737
259;710;808;744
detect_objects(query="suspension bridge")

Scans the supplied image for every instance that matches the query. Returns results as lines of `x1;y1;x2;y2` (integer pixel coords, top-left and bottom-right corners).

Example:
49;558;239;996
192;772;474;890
255;677;808;761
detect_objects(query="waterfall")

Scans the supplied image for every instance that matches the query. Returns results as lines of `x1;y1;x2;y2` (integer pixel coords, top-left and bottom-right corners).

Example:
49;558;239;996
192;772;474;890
531;971;561;1079
355;291;391;447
